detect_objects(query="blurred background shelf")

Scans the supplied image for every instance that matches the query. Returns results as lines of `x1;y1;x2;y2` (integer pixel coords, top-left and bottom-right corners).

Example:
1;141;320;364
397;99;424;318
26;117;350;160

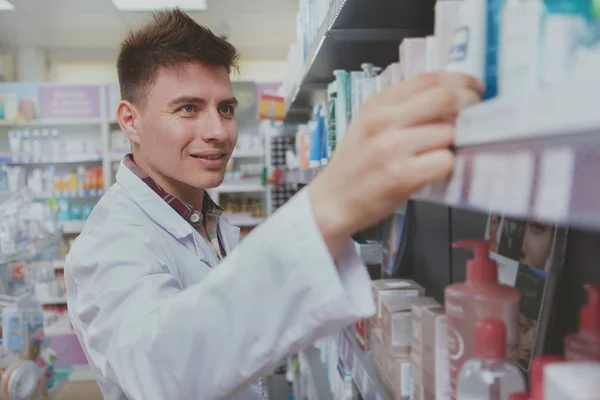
226;215;266;227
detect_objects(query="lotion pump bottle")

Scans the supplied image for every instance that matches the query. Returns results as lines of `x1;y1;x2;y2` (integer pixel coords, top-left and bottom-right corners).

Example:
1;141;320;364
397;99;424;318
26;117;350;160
457;319;526;400
564;284;600;361
445;240;521;399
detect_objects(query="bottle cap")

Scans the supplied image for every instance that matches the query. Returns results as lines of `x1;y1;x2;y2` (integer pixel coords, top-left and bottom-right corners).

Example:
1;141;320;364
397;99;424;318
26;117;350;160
453;240;498;283
580;284;600;334
530;355;563;400
475;318;506;359
508;394;529;400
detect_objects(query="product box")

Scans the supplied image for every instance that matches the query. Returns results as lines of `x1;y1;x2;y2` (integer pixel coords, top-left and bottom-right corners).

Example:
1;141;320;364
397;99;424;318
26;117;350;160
411;302;443;355
355;318;368;351
372;279;425;327
389;356;413;400
354;240;383;265
400;38;427;80
381;296;438;357
412;345;436;400
371;327;384;357
412;384;435;400
434;0;462;69
377;63;395;92
421;307;451;400
374;348;413;400
391;63;404;85
425;36;439;73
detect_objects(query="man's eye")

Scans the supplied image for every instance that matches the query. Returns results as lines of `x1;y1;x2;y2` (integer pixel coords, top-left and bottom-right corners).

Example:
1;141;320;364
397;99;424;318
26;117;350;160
219;105;234;115
181;105;195;113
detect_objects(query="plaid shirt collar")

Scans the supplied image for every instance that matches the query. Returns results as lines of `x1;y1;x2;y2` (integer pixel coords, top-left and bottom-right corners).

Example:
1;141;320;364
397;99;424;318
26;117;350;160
123;154;223;238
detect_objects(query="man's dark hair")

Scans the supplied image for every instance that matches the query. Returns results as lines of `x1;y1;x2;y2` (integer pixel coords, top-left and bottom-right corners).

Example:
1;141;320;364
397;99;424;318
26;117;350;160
117;8;239;105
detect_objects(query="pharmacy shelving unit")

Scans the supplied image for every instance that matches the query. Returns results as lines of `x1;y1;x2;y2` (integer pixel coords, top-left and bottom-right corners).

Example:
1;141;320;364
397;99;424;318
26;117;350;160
284;0;435;123
280;0;600;398
208;149;268;229
286;63;600;232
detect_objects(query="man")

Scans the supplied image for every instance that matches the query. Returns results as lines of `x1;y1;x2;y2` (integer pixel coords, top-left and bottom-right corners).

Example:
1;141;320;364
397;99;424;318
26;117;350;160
65;8;483;400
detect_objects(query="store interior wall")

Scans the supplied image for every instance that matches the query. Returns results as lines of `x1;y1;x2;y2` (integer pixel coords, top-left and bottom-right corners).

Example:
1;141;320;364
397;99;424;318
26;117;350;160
1;51;288;84
407;201;600;356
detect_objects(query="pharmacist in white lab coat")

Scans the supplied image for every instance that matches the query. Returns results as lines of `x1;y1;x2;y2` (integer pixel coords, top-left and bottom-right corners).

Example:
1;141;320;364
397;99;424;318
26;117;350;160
65;9;483;400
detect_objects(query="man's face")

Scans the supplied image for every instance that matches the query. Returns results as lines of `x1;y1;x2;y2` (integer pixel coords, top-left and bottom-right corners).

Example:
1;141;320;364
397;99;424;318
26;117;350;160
132;62;238;191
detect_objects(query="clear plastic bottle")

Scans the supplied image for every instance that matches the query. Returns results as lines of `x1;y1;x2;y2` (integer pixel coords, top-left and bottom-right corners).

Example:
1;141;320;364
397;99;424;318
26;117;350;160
40;129;49;162
21;130;31;162
50;129;60;162
31;130;41;162
456;319;526;400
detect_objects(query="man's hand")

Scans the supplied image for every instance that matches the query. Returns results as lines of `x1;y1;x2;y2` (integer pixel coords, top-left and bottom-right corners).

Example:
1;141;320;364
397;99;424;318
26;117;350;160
309;72;485;257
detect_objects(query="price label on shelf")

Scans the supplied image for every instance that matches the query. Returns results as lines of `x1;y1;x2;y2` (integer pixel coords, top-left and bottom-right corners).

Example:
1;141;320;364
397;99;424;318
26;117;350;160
488;151;535;215
445;154;466;204
534;147;575;222
469;153;497;209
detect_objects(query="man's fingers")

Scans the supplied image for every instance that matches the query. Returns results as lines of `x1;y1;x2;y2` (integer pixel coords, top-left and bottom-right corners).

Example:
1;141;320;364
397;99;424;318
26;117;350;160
397;86;481;127
403;149;455;192
360;83;481;137
390;123;455;156
375;72;485;105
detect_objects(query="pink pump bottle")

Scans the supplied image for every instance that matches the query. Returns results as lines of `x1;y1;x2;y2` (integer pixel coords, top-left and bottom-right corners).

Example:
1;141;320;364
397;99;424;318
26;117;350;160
564;284;600;361
445;240;521;400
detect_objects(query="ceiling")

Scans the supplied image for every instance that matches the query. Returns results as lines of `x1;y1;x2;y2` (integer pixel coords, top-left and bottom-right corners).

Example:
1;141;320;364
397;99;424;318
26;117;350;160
0;0;298;59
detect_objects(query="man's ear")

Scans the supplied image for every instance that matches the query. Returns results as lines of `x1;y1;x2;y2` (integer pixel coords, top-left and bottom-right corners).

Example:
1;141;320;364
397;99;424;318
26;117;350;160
117;100;141;146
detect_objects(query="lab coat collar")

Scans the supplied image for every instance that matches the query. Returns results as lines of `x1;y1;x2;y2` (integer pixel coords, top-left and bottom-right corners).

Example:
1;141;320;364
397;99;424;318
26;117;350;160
115;161;240;248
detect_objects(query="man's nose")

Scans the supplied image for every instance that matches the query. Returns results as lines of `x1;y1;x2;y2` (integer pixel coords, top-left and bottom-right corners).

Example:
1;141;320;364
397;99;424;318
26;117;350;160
200;109;228;141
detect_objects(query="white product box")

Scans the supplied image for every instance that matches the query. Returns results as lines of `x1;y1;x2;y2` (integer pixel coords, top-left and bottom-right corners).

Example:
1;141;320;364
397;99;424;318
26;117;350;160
400;38;427;79
382;296;438;357
434;0;462;69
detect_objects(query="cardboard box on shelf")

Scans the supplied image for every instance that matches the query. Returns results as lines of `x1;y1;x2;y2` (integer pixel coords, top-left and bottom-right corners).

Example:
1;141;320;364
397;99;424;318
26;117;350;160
372;279;425;328
389;356;414;400
411;301;443;356
420;307;451;400
381;296;439;357
371;327;387;371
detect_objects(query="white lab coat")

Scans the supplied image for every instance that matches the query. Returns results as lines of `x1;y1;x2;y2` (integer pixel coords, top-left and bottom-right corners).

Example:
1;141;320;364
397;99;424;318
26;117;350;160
65;162;375;400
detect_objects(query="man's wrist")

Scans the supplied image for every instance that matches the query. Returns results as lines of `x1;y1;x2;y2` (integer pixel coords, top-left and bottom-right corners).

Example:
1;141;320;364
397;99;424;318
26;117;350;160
308;173;354;259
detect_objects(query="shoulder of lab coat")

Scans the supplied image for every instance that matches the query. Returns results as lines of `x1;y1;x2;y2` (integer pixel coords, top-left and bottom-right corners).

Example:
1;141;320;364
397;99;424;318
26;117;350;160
65;162;375;400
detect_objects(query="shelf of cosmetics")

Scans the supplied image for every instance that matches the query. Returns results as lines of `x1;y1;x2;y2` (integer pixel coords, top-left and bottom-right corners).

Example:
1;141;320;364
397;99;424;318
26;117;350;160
223;157;265;183
4;129;102;164
219;194;266;219
0;165;104;200
285;0;600;161
0;190;81;268
333;241;600;400
0;292;68;400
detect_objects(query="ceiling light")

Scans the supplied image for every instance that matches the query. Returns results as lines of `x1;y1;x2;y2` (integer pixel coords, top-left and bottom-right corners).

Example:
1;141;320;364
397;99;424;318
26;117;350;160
0;0;14;11
111;0;208;11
